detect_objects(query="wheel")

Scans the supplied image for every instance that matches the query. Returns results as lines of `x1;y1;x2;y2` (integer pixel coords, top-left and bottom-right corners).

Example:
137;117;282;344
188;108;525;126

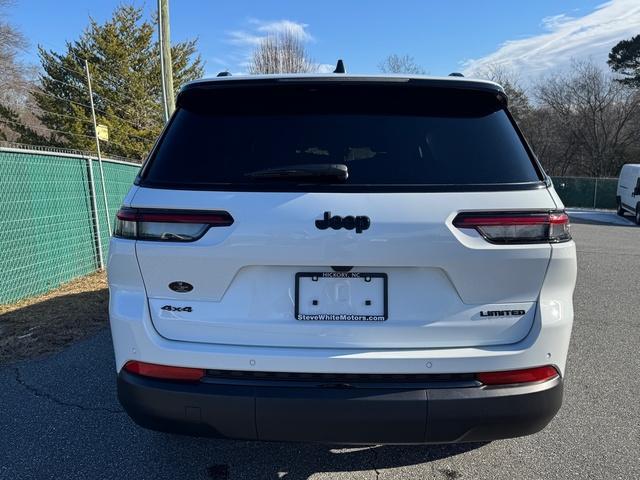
635;205;640;225
616;198;625;216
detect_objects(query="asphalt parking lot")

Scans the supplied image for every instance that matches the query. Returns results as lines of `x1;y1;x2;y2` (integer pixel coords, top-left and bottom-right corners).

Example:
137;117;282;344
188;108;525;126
1;218;639;480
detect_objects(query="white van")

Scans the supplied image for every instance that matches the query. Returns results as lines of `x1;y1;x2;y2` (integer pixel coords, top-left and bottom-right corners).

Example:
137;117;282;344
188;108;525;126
616;164;640;224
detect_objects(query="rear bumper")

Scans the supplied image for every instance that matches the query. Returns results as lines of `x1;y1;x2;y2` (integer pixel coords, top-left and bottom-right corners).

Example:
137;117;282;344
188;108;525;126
117;370;563;444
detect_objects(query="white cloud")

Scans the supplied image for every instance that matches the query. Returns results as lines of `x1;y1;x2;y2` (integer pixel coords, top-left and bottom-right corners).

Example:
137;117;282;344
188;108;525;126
226;19;313;46
251;19;314;42
540;14;574;30
219;19;327;74
226;30;264;47
316;63;336;74
462;0;640;79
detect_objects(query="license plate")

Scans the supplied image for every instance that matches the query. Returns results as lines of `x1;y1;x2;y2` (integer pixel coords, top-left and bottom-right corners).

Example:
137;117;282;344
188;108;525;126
295;272;388;321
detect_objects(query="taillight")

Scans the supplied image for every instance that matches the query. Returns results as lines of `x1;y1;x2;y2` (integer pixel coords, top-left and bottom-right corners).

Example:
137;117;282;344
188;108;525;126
114;207;233;241
453;211;571;244
477;365;559;386
123;360;205;382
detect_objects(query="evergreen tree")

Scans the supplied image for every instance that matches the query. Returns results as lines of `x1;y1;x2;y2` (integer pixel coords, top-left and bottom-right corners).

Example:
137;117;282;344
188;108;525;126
3;5;203;160
0;103;47;144
608;35;640;88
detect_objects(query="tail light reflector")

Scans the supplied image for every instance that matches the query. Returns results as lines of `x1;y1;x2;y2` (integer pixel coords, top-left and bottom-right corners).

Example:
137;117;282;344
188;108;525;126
114;207;233;241
477;365;559;386
123;361;205;382
453;211;570;244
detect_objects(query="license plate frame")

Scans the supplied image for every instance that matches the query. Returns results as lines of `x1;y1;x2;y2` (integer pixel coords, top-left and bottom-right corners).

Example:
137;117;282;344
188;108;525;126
294;272;388;321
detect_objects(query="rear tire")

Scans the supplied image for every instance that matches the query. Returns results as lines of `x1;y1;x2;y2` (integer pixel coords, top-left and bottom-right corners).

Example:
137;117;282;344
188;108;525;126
635;204;640;225
616;198;625;216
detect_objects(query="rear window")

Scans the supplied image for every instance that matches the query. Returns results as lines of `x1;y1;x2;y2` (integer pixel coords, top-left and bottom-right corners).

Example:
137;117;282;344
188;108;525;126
140;83;543;191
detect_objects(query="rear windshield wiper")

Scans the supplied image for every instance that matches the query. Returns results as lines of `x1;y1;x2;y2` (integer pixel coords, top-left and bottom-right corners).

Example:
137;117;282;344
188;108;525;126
245;163;348;181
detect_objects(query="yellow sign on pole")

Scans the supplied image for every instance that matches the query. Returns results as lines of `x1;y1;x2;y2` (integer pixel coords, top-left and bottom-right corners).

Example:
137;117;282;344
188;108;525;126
96;124;109;142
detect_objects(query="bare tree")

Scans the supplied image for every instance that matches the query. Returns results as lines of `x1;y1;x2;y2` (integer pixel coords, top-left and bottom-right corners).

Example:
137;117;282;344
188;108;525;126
0;0;28;94
0;0;36;141
248;29;316;74
378;54;425;74
468;65;568;172
472;65;531;122
534;60;640;177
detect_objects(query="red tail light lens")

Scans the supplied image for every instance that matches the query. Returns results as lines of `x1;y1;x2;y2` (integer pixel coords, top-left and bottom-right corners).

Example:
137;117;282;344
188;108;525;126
477;365;559;386
453;211;571;244
114;207;233;241
123;360;205;382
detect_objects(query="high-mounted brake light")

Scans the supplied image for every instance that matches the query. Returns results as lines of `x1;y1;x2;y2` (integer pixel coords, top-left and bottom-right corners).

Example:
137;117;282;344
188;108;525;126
123;360;205;382
114;207;233;242
477;365;559;386
453;211;571;244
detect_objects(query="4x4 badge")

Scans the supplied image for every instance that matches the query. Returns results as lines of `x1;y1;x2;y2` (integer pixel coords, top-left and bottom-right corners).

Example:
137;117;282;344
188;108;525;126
315;211;370;234
161;305;192;312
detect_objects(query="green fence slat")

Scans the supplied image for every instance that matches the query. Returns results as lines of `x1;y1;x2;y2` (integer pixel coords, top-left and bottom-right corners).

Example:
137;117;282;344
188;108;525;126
594;179;618;210
551;177;618;210
90;159;139;259
0;150;139;304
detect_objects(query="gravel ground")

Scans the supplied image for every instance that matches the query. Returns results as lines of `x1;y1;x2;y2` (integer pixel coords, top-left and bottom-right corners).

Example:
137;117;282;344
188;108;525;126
0;223;638;479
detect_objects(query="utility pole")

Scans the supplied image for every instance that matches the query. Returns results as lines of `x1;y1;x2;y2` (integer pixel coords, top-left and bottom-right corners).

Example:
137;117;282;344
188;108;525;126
158;0;175;121
86;156;104;270
85;59;112;238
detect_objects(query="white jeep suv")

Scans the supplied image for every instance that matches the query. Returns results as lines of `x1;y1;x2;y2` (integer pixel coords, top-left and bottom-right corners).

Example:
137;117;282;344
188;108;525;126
108;73;576;444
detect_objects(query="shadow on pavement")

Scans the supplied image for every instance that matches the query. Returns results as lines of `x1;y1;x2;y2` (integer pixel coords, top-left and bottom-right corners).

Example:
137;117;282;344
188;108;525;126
0;287;108;365
567;211;636;228
148;432;486;479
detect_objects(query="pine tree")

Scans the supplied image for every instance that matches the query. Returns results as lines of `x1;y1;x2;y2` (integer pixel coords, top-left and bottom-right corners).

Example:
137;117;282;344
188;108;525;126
4;5;203;160
608;35;640;88
0;103;47;144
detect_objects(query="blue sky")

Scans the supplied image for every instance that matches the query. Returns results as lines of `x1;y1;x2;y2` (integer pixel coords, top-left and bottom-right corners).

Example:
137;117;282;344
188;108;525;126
7;0;640;80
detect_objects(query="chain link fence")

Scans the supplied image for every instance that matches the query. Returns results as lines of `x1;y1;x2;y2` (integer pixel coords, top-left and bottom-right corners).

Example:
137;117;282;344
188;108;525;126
551;177;618;210
0;146;139;303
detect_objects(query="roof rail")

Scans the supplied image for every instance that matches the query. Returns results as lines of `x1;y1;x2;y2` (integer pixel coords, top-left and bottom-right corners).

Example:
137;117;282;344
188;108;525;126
333;59;346;74
448;72;464;77
217;71;232;77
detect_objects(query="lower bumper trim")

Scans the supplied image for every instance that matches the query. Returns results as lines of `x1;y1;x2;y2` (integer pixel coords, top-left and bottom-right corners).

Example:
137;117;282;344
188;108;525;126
117;370;563;444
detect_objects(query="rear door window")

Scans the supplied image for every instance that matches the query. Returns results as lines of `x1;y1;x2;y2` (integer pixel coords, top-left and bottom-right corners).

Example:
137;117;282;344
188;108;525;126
140;84;543;191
